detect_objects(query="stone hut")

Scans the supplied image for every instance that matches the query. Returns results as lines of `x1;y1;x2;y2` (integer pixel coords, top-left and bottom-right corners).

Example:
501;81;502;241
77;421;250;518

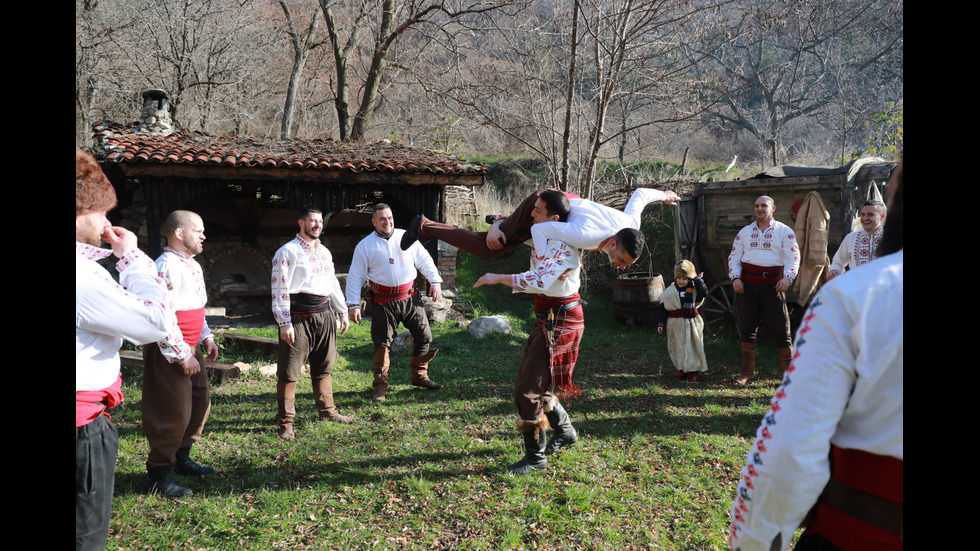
88;90;484;317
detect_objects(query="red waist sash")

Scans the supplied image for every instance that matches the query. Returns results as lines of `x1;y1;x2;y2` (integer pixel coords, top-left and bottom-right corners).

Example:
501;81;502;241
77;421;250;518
176;307;205;347
740;262;784;285
809;445;904;550
75;373;124;427
369;281;415;304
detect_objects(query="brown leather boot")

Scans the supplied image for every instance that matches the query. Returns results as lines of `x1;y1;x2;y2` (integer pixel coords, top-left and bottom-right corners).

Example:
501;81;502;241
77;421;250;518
275;380;297;440
372;346;390;402
777;346;793;372
734;343;757;386
313;376;355;424
410;349;442;390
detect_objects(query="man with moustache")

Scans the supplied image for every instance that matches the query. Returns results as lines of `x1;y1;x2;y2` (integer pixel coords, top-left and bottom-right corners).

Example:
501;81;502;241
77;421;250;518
728;196;801;385
142;210;220;497
827;200;887;279
346;204;444;402
76;147;170;550
272;205;353;440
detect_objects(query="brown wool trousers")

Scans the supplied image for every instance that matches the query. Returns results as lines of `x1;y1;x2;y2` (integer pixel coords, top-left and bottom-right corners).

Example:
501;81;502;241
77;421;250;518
142;344;211;472
418;189;550;259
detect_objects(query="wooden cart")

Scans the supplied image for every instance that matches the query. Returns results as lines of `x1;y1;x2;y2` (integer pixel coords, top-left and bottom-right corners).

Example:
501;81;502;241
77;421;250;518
673;158;896;339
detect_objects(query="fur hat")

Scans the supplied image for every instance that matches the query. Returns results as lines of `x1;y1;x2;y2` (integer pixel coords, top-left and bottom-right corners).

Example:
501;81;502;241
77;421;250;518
674;260;696;279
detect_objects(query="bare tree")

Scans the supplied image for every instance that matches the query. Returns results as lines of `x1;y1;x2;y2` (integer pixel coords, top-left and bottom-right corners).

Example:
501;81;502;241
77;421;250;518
279;0;327;138
319;0;521;141
689;0;903;166
435;0;726;197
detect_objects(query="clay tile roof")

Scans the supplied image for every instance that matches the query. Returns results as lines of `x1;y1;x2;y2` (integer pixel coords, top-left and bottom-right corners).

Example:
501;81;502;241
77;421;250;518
91;120;486;176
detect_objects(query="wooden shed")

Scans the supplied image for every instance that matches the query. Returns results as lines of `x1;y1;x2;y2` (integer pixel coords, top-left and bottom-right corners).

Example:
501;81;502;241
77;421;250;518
89;114;485;317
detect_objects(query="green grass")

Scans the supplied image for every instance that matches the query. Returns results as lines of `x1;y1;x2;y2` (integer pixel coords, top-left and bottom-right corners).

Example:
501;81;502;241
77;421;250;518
106;250;791;550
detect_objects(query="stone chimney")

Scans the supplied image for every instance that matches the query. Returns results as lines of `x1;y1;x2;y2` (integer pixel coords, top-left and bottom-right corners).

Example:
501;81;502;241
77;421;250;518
138;89;174;135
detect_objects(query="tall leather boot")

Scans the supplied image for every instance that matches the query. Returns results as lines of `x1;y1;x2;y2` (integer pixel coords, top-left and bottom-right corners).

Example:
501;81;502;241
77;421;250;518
777;346;794;372
174;446;215;476
313;376;356;424
509;419;547;474
147;465;192;498
734;343;757;386
544;401;578;455
372;346;391;402
410;349;442;390
275;380;297;440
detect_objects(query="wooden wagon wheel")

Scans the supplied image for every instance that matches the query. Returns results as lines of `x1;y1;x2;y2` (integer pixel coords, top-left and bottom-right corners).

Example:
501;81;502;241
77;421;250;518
702;281;738;340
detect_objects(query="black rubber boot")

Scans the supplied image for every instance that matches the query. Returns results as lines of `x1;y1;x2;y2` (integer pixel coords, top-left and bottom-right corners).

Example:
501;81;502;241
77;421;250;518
400;215;423;250
147;466;192;498
174;447;215;476
544;401;578;455
508;427;547;474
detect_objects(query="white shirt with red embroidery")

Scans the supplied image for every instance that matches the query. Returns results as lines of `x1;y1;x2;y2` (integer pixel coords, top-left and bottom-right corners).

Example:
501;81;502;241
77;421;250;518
345;229;442;307
529;188;670;255
153;246;214;364
830;227;883;274
271;234;347;327
727;220;801;280
511;240;582;297
729;251;903;550
76;243;171;391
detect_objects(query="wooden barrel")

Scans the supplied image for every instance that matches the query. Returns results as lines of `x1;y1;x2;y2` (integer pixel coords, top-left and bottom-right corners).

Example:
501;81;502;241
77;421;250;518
613;273;664;326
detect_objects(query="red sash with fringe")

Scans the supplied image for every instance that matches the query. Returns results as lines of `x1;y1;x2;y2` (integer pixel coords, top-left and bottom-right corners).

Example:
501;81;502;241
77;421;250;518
534;293;584;400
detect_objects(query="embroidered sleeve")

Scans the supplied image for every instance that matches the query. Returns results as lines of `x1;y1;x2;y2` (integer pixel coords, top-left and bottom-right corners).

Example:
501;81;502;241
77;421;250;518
271;248;294;327
782;226;801;279
154;261;191;363
512;242;578;291
729;288;856;549
78;253;172;347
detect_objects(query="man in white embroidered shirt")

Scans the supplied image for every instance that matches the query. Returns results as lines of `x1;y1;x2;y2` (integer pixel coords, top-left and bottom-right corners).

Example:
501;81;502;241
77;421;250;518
272;205;354;441
76;147;170;550
401;187;676;269
827;200;887;280
473;191;584;475
728;196;801;385
346;204;444;403
142;210;219;498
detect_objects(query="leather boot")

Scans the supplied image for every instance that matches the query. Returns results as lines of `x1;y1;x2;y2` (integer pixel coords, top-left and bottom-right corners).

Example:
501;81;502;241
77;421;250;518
275;380;297;440
372;346;391;402
777;346;793;372
313;376;356;424
410;349;442;390
147;465;192;498
544;401;578;455
400;215;424;250
174;446;215;476
734;343;757;386
509;419;547;474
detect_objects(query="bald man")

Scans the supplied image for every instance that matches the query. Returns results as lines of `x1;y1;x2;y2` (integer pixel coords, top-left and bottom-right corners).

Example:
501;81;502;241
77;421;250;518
142;210;219;497
728;196;801;386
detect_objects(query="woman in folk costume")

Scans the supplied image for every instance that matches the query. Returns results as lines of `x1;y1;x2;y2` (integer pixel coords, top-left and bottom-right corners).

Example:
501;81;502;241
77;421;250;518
657;260;708;382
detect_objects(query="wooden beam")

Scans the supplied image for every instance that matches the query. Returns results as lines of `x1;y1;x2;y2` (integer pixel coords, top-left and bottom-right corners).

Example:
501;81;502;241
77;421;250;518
115;163;484;187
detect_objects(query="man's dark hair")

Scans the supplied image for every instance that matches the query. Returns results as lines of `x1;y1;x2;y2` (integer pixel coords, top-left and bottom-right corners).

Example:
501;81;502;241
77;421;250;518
862;200;887;216
298;204;322;219
538;190;571;222
615;228;645;260
373;203;391;214
877;156;903;256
